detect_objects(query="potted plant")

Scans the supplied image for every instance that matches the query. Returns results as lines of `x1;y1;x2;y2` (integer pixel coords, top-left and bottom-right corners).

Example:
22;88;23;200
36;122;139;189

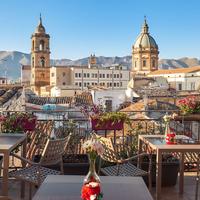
80;104;130;131
91;112;129;131
1;112;37;133
174;96;200;121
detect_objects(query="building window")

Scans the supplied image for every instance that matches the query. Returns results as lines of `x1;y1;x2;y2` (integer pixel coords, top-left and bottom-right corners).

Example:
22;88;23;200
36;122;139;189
178;83;182;91
120;82;122;87
32;40;35;50
143;60;146;67
110;83;112;87
120;73;122;78
32;57;34;67
63;82;66;85
117;82;119;87
117;74;119;78
99;74;102;78
79;82;82;87
63;72;66;77
87;73;90;78
152;60;156;68
75;73;78;78
95;74;98;78
107;83;109;87
102;74;105;78
75;82;78;86
114;74;116;78
84;73;86;78
92;73;95;78
40;57;45;67
79;73;81;78
191;82;195;90
84;82;87;87
114;83;116;87
51;73;54;77
107;74;109;78
39;40;45;51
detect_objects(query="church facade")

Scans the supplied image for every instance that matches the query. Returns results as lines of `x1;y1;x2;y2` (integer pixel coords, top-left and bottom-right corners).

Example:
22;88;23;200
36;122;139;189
132;17;159;75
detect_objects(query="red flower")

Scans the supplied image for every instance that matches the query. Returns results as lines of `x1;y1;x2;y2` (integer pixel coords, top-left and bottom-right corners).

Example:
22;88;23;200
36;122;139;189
81;182;101;200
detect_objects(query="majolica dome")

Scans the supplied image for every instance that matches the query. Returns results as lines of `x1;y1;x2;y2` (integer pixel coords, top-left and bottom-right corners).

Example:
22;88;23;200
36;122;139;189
134;18;158;49
35;15;46;33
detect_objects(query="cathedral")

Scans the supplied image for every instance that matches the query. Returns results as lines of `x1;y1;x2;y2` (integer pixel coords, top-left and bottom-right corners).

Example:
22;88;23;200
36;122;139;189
132;17;159;75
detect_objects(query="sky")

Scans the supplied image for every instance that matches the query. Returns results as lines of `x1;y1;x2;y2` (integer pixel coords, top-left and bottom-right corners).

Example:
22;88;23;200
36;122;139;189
0;0;200;60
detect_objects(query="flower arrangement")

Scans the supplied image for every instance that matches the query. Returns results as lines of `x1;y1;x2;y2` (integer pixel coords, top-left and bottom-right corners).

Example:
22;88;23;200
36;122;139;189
0;112;37;133
81;104;104;118
178;96;200;115
81;134;104;200
91;112;130;130
163;113;176;144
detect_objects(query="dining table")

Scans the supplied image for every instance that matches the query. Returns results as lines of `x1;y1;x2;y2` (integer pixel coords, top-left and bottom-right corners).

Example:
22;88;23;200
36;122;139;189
33;175;153;200
0;133;27;196
138;134;200;200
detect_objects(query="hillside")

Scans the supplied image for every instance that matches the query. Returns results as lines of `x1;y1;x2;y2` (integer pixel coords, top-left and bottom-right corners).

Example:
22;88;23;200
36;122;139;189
0;51;199;80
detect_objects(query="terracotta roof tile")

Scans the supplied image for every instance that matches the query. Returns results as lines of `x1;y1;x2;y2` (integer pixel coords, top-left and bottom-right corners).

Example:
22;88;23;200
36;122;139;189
148;65;200;75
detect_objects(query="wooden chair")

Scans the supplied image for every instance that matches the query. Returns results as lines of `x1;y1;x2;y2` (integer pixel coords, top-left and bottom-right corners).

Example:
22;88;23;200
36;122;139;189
26;120;54;161
98;136;152;190
9;135;71;200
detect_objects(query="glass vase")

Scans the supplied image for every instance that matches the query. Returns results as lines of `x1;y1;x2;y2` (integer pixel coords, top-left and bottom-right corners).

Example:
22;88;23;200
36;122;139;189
83;154;100;184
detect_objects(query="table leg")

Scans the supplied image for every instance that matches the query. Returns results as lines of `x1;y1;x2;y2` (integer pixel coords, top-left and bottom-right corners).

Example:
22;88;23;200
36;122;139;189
2;152;9;196
179;153;184;194
156;149;162;200
20;138;27;198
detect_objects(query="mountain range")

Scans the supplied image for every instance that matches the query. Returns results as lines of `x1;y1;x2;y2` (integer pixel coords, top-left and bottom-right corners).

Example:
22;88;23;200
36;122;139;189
0;51;199;80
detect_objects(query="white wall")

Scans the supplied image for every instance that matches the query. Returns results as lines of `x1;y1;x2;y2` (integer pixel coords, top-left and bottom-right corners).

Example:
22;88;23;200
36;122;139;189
91;89;127;111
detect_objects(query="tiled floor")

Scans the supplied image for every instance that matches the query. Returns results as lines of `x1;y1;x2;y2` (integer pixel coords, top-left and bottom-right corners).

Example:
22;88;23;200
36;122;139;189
0;172;199;200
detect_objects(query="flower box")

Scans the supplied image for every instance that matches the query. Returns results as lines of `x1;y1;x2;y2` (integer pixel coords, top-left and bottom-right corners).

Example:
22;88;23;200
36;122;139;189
91;118;124;131
174;114;200;122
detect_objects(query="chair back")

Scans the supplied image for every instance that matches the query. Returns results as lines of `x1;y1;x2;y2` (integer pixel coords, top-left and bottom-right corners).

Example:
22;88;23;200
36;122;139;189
40;134;71;166
98;136;118;163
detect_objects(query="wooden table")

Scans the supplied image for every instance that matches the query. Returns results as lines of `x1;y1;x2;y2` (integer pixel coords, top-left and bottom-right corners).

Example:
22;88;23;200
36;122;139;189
0;133;27;196
33;175;153;200
138;135;200;200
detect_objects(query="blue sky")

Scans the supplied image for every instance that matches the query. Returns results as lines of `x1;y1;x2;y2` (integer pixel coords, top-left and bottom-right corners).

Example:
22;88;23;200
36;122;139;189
0;0;200;60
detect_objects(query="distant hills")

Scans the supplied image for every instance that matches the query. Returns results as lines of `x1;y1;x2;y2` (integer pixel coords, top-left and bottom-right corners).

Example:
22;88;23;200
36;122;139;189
0;51;199;80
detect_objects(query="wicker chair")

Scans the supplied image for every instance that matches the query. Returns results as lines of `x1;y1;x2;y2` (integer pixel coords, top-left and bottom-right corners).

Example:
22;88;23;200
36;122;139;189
98;136;152;189
9;135;71;200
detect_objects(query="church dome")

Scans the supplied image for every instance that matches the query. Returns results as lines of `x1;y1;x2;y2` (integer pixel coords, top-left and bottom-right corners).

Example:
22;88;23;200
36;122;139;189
35;15;46;33
133;18;158;49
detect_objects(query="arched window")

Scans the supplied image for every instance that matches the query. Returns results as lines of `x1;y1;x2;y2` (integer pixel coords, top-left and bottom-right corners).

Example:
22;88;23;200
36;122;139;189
143;60;146;67
152;60;156;68
32;40;35;50
39;40;45;51
32;57;34;67
40;57;45;67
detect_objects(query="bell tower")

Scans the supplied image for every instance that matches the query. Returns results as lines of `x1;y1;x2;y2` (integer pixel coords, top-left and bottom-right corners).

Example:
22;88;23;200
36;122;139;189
31;14;50;95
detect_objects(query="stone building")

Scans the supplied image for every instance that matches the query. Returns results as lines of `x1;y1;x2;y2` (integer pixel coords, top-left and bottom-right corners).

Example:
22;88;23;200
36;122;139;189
30;15;51;95
132;17;159;75
21;16;131;96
